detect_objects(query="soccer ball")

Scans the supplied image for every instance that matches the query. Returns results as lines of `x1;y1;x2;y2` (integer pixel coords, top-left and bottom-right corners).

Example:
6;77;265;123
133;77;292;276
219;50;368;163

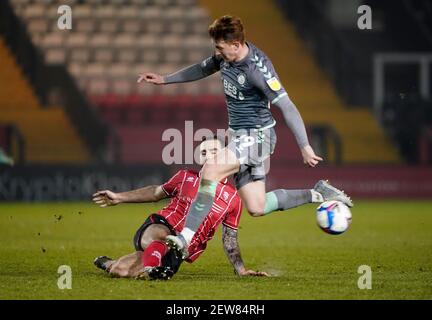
316;200;352;235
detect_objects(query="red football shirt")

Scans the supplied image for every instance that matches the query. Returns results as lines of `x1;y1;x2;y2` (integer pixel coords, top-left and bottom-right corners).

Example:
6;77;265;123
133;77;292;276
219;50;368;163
159;169;242;263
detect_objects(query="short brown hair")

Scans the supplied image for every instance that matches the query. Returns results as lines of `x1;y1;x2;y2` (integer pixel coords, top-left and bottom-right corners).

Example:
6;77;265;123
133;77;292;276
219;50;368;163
208;15;245;44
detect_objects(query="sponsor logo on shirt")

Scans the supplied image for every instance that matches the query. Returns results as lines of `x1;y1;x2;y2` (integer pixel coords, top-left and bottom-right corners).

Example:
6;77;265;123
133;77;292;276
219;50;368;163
223;79;237;98
224;79;245;101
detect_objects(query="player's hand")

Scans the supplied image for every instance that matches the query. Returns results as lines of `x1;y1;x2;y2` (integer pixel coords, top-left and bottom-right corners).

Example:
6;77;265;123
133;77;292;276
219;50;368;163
238;269;269;277
92;190;122;207
137;72;165;85
301;145;323;168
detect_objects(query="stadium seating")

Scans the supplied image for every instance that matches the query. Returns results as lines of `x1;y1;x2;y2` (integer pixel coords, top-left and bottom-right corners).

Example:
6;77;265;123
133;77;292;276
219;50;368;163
9;0;402;164
0;37;90;164
10;0;220;100
9;0;226;150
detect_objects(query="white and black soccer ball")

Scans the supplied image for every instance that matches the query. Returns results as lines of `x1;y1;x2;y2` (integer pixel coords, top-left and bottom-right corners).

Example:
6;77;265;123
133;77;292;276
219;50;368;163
316;200;352;235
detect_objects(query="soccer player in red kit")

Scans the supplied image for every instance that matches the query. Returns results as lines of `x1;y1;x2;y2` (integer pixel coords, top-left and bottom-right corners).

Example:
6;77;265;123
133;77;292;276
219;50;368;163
92;136;268;280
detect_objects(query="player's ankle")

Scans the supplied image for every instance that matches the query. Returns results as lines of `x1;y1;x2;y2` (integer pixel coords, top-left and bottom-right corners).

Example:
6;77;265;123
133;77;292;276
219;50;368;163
105;260;115;272
180;228;194;244
310;189;324;203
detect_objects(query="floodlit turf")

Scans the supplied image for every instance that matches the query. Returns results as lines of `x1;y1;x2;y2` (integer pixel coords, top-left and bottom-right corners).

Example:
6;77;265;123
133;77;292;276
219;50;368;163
0;200;431;300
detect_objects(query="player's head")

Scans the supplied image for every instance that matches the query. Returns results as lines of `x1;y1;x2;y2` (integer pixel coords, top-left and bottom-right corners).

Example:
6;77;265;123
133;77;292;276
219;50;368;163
198;135;224;165
208;15;245;62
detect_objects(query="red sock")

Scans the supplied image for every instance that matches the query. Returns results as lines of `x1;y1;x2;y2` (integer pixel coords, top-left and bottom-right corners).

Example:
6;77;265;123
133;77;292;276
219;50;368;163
141;240;169;268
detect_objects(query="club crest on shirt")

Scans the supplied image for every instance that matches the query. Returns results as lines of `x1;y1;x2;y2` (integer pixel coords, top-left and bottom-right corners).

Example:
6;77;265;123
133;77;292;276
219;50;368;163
266;77;281;91
223;191;229;201
237;73;246;85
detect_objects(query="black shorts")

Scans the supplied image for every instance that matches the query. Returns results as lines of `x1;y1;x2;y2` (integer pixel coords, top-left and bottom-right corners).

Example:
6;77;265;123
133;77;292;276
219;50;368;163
133;214;183;274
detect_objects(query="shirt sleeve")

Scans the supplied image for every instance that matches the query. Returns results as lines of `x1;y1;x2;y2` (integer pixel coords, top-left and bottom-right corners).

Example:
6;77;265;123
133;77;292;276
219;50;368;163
248;57;310;148
222;194;243;230
247;55;288;105
164;55;222;84
161;170;186;197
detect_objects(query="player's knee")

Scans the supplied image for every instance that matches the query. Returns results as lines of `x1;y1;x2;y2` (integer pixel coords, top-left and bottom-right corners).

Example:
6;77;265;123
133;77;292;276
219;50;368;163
248;209;265;217
141;224;170;249
246;203;265;217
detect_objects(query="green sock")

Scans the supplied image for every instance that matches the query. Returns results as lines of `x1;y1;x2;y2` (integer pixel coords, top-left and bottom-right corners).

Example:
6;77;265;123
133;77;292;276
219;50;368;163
263;189;312;215
264;192;279;214
183;179;218;236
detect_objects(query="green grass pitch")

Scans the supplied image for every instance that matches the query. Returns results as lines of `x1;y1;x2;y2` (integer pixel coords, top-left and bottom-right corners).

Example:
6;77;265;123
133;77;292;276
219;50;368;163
0;200;431;300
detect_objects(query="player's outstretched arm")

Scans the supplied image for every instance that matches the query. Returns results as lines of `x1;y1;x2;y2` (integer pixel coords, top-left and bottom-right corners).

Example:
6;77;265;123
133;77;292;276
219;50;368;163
248;59;323;167
274;96;323;167
222;224;269;277
137;56;221;85
137;72;165;85
92;185;167;208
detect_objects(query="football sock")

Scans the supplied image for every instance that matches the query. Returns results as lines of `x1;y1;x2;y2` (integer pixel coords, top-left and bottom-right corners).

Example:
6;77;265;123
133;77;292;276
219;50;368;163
179;228;195;244
141;240;169;268
104;260;114;272
263;189;313;214
181;179;218;243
